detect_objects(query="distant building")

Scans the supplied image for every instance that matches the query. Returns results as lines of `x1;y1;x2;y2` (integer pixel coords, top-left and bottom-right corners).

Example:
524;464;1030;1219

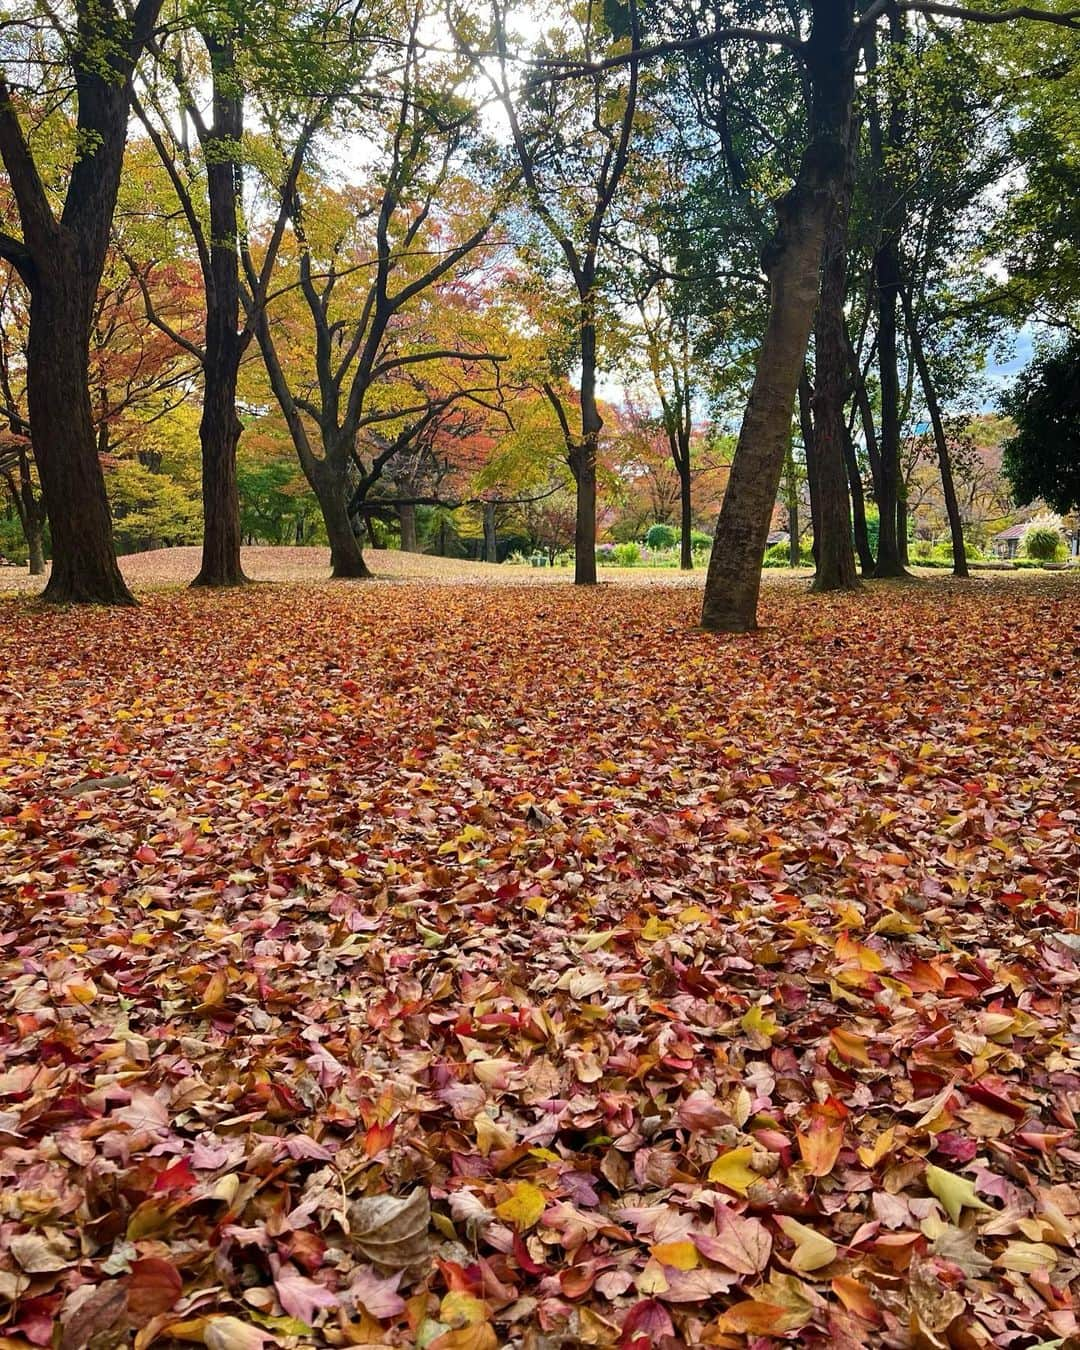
992;523;1028;559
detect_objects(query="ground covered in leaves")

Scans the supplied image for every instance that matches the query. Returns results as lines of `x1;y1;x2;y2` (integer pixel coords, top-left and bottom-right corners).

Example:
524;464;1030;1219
1;576;1078;1350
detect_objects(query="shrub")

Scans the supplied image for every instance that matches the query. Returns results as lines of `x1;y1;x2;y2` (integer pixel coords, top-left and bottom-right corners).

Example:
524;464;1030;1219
645;523;678;550
595;543;617;565
612;541;641;567
690;530;712;552
1022;523;1065;561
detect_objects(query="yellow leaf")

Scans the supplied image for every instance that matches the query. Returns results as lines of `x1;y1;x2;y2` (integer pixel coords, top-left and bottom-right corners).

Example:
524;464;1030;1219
708;1147;758;1195
641;915;673;942
650;1241;699;1270
829;1026;871;1067
775;1216;837;1272
857;1126;896;1168
925;1164;991;1225
494;1182;546;1230
741;1003;779;1042
440;1291;488;1327
995;1241;1058;1273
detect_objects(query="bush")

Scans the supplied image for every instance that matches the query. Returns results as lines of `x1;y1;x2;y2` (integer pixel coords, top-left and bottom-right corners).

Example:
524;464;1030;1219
690;530;712;552
612;541;641;567
645;523;678;550
595;543;617;565
1022;523;1065;561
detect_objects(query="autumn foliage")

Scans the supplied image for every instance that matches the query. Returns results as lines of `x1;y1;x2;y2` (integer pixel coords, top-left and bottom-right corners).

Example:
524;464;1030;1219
1;575;1078;1347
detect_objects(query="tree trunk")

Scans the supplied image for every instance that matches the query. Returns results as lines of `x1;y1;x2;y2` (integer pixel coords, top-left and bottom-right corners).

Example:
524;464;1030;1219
574;300;600;585
192;34;246;588
27;523;45;575
483;501;498;563
27;262;134;605
782;441;801;567
398;501;418;551
700;0;856;630
811;138;859;593
679;460;693;570
798;369;820;565
873;239;906;577
843;428;875;574
902;290;968;578
313;465;371;578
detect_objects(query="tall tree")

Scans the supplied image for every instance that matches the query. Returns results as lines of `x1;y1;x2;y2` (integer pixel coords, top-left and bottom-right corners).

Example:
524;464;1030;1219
0;0;166;602
465;0;641;585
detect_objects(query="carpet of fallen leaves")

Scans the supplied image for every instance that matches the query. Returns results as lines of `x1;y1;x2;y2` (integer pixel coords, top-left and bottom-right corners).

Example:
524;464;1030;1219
1;576;1079;1350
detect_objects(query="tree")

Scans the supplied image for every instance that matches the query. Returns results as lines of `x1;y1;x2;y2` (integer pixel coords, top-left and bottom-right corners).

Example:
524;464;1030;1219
1002;338;1080;515
0;0;168;603
133;0;343;586
463;0;641;584
246;9;509;576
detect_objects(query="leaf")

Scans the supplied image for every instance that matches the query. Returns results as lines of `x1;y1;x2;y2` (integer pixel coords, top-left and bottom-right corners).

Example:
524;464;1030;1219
693;1208;771;1275
270;1260;339;1324
10;1230;76;1272
829;1026;871;1066
650;1241;699;1270
126;1258;183;1323
349;1189;431;1269
203;1318;272;1350
924;1164;992;1225
796;1104;845;1177
494;1182;546;1230
707;1147;758;1195
774;1216;838;1272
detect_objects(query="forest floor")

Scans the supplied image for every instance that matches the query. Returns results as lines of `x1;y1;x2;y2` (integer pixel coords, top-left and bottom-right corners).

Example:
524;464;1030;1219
0;572;1078;1348
1;542;804;591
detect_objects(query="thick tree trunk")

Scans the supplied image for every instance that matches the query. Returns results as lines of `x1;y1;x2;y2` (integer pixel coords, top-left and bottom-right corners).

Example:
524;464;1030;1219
193;35;246;588
700;0;856;630
28;263;134;605
313;465;371;578
194;368;244;586
398;502;418;552
679;461;693;570
483;501;498;563
574;303;600;585
811;144;859;593
902;291;968;578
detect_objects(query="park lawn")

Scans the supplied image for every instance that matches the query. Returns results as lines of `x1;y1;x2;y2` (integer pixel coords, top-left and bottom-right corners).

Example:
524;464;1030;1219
0;576;1078;1348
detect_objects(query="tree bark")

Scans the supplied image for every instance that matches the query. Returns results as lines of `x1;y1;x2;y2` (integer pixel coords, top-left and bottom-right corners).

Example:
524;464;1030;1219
843;428;875;574
313;464;371;578
27;524;45;575
679;459;693;570
193;32;246;588
798;369;820;565
28;261;133;604
700;0;856;630
574;303;600;585
483;500;498;563
811;135;859;593
901;289;968;578
398;501;418;552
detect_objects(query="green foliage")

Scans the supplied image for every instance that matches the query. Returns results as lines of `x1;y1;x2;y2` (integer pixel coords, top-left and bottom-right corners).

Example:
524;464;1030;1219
1002;339;1080;515
645;522;678;550
763;542;813;568
106;462;202;555
612;541;641;567
1022;523;1064;561
690;530;712;551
